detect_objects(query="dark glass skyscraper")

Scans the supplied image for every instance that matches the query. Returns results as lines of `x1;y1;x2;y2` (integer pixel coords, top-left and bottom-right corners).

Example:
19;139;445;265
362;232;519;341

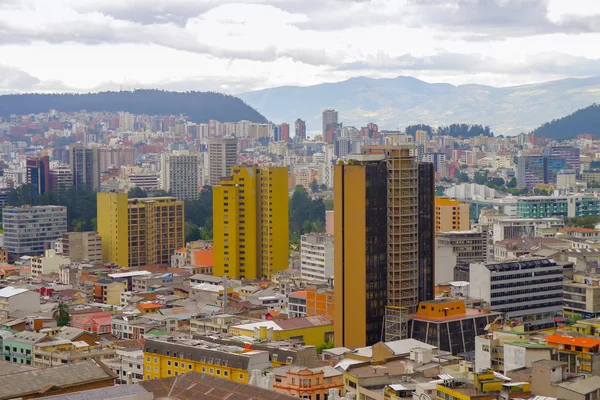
418;162;435;303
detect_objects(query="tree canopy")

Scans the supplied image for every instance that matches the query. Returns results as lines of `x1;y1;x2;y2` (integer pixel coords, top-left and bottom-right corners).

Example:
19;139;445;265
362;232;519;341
289;186;326;243
532;103;600;139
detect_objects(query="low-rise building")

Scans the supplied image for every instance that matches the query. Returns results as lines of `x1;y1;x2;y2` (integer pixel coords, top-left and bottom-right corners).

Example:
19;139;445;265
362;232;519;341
228;315;334;347
103;347;145;385
30;249;71;278
544;333;600;375
62;231;103;263
143;338;271;383
564;273;600;318
70;312;112;334
3;331;50;365
32;339;116;367
271;365;343;399
94;280;128;306
131;273;187;292
0;287;40;318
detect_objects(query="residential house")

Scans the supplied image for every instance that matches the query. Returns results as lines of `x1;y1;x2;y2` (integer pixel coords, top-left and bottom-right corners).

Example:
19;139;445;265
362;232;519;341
3;331;50;365
71;312;112;334
0;287;40;318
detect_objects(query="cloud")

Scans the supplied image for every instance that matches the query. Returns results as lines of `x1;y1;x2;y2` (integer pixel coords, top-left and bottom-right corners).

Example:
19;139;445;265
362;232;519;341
0;65;40;90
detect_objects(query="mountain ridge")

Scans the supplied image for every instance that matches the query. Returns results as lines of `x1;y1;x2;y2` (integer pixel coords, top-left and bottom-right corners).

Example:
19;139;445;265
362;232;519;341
238;75;600;136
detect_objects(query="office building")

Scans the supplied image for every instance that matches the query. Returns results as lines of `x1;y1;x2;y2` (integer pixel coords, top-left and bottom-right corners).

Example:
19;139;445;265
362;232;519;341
516;155;566;189
26;155;50;196
206;138;238;186
49;164;73;191
334;137;351;158
280;123;290;142
550;146;580;172
98;147;135;172
295;119;306;141
160;150;202;200
563;272;600;319
322;108;338;137
435;230;488;285
70;144;101;191
334;146;432;348
213;166;288;279
435;197;470;232
557;169;577;192
97;192;184;268
62;231;103;263
418;162;435;303
470;258;563;331
422;152;446;172
300;233;334;282
3;205;67;259
410;299;502;355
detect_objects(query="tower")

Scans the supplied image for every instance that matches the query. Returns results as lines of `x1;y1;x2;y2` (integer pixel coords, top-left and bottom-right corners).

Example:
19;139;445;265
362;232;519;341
69;144;100;191
206;138;238;186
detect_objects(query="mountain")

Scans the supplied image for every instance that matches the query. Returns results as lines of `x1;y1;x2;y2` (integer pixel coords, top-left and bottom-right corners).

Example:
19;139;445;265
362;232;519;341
238;76;600;136
532;103;600;139
0;90;267;124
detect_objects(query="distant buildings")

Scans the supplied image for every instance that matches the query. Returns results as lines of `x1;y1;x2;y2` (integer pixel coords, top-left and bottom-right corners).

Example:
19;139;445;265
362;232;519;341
0;287;40;318
322;108;338;137
516;154;566;189
2;205;67;260
206;138;238;186
213;166;289;279
160;150;202;200
97;192;184;268
294;119;306;141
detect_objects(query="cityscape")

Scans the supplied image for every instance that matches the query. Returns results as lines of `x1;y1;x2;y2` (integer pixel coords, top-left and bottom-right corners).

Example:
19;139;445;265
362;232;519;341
2;1;600;400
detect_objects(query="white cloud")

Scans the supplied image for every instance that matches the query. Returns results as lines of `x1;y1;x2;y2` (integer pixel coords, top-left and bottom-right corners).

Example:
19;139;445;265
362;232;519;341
0;0;599;93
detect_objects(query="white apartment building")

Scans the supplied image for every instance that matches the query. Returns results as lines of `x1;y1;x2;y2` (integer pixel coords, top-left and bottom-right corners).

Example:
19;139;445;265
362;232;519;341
160;150;202;200
300;233;334;282
0;287;40;318
31;249;71;278
206;138;238;186
104;349;145;385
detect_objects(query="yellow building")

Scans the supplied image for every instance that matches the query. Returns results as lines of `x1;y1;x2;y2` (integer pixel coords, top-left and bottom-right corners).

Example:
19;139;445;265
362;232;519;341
334;155;388;349
435;371;530;400
213;166;288;279
228;315;334;347
143;338;270;382
435;196;470;232
97;192;184;268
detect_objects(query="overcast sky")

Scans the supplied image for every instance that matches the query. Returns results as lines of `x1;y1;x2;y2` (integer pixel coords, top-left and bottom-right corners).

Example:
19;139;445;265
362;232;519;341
1;0;600;94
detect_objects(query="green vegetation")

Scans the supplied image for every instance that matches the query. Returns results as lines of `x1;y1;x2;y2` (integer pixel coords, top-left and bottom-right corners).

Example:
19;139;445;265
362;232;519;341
289;186;326;243
316;341;335;354
406;123;493;137
566;216;599;229
532;103;600;139
52;302;70;326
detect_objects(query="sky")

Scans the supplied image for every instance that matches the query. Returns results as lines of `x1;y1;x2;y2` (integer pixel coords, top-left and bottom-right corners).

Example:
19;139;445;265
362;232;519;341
1;0;600;94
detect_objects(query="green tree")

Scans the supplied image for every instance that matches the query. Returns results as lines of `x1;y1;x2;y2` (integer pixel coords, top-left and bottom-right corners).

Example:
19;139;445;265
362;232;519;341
458;173;470;183
567;216;599;229
324;199;334;211
310;179;319;193
319;184;328;192
489;177;505;187
316;341;335;354
507;177;517;188
52;302;71;326
185;222;201;242
474;170;488;185
289;185;325;243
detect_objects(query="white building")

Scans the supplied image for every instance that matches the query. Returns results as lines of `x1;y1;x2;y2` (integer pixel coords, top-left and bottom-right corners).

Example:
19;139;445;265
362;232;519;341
104;348;145;385
30;249;71;278
160;150;202;200
300;233;334;282
0;287;40;318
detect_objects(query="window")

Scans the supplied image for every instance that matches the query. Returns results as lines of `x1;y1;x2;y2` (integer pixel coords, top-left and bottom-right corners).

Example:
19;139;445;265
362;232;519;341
202;366;206;372
174;362;178;367
216;369;221;375
210;368;214;374
224;371;228;377
146;366;150;371
154;367;158;373
147;375;151;380
239;373;244;380
146;356;151;362
154;358;158;364
189;364;193;370
167;370;171;375
167;360;172;366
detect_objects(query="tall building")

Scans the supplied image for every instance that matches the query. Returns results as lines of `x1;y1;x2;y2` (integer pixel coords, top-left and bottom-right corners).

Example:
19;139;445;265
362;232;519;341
160;151;202;200
300;233;334;282
516;155;566;189
97;193;184;268
26;155;50;196
206;138;238;186
334;154;388;349
213;166;289;279
295;119;306;141
62;231;103;263
322;108;338;137
334;146;434;348
550;146;580;172
435;197;470;232
418;162;435;303
49;164;73;191
470;258;563;331
3;205;67;260
280;123;290;142
70;144;101;191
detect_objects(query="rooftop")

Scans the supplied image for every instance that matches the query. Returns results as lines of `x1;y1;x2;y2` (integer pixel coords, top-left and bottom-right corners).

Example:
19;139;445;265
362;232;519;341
0;286;29;298
107;270;152;279
544;334;600;348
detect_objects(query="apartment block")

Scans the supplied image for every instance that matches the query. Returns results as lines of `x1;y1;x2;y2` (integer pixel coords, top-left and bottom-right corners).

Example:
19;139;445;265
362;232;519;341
26;155;50;196
70;144;101;191
206;138;238;186
563;272;600;318
0;287;40;318
97;192;184;268
300;233;334;282
62;231;103;263
470;258;563;331
435;230;488;285
435;196;470;232
30;249;70;278
160;150;202;200
2;205;67;259
213;166;289;279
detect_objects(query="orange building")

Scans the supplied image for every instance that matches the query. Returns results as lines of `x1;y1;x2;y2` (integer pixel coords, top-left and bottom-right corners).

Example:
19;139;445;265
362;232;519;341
544;334;600;373
272;366;343;399
434;196;470;232
193;248;214;269
137;303;160;314
306;286;334;320
0;250;9;264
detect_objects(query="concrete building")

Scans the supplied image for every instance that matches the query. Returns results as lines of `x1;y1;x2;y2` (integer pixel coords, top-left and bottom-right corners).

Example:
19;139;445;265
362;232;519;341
516;194;600;218
2;205;67;260
563;272;600;319
300;233;334;282
550;146;581;172
322;108;338;137
295;119;306;141
229;315;334;346
272;366;343;399
70;144;101;191
49;164;73;191
516;154;566;189
62;231;103;263
206;137;238;186
435;196;470;232
213;166;289;279
26;155;50;196
3;331;49;365
97;193;184;268
492;217;564;242
0;287;40;318
557;169;577;192
470;258;563;331
435;230;488;285
30;249;70;278
160;150;202;200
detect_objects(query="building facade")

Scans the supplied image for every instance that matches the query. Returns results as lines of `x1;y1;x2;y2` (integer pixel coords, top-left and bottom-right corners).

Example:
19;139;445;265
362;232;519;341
300;233;334;282
62;231;103;263
435;197;470;232
206;138;238;186
213;166;289;279
160;151;202;200
97;192;184;268
2;205;67;259
70;144;101;191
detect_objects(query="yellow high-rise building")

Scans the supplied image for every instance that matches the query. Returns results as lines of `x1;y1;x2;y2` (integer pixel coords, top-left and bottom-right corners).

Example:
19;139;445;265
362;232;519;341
435;196;470;232
213;166;288;279
97;192;184;268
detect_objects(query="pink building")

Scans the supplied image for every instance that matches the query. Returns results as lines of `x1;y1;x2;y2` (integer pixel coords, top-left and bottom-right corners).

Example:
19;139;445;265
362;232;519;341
326;211;334;236
272;366;343;400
